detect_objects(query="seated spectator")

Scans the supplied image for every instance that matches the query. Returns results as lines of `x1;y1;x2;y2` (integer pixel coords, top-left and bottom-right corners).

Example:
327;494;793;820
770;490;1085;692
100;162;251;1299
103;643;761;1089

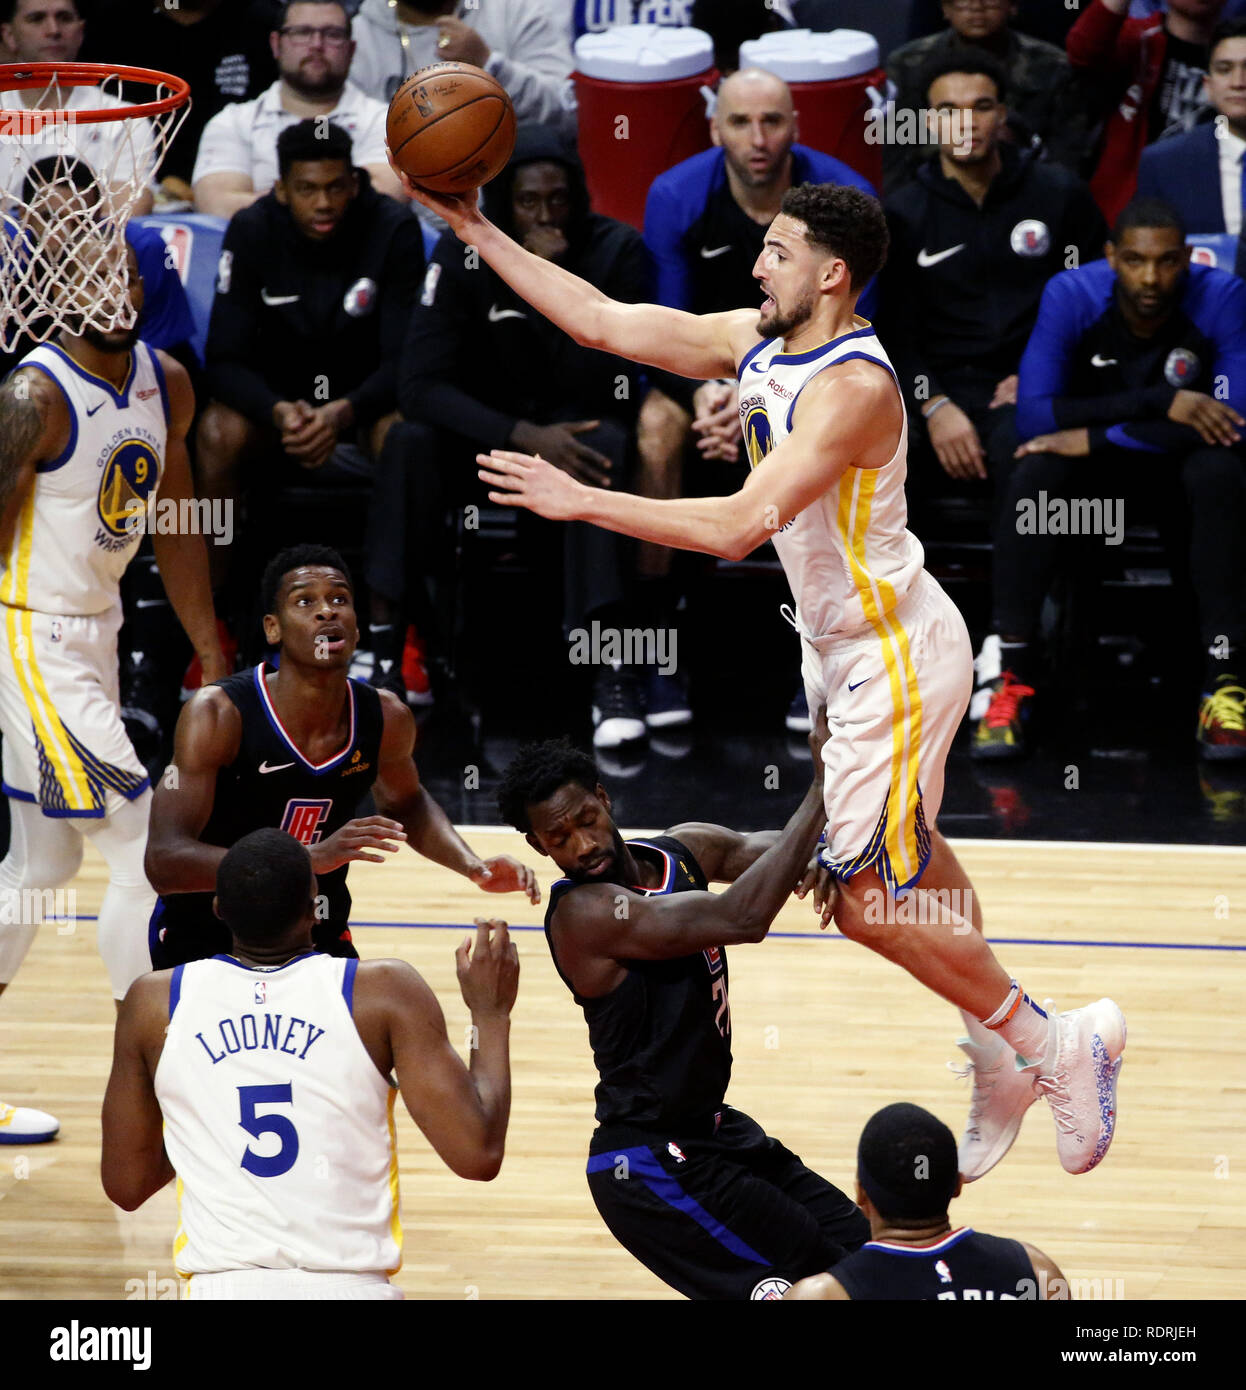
1136;18;1246;275
971;199;1246;762
785;1104;1069;1301
885;0;1092;192
907;0;1083;47
640;66;877;735
378;125;650;734
197;120;423;608
81;0;282;207
350;0;574;137
1069;0;1226;226
192;0;403;218
0;0;156;215
881;52;1106;527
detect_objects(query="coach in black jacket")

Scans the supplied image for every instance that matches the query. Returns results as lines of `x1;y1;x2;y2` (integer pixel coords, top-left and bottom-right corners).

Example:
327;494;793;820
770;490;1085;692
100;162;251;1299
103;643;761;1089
367;126;653;740
880;53;1106;528
197;119;424;589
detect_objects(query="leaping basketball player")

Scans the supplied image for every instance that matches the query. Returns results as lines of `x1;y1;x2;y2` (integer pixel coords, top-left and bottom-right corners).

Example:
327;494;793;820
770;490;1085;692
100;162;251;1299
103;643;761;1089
395;167;1126;1180
0;242;225;1145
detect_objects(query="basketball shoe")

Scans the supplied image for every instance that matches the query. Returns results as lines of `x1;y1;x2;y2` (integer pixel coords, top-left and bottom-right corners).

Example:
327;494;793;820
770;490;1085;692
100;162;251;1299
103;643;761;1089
1197;675;1246;760
1024;998;1126;1175
0;1101;59;1144
950;1034;1039;1182
971;672;1035;760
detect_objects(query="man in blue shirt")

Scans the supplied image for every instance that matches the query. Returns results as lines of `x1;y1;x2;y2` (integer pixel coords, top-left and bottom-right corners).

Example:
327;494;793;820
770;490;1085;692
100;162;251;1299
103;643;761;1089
972;198;1246;761
638;67;877;735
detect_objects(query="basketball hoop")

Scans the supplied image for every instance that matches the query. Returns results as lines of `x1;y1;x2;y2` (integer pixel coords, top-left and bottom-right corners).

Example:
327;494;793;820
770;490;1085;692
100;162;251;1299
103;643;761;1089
0;63;190;352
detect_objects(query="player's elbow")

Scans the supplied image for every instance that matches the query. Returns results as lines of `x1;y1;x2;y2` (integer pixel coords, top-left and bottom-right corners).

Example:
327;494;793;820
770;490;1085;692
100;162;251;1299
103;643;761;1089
721;521;762;564
455;1147;504;1182
143;844;174;896
101;1162;147;1211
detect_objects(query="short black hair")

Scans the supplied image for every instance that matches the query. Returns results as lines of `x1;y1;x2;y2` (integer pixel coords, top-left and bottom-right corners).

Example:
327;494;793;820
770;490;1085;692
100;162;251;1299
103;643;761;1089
1211;17;1246;58
497;739;601;834
920;49;1008;103
215;828;315;944
20;155;99;207
1;0;81;24
1111;197;1187;245
780;182;889;291
276;119;354;182
278;0;349;31
857;1102;959;1226
260;544;352;618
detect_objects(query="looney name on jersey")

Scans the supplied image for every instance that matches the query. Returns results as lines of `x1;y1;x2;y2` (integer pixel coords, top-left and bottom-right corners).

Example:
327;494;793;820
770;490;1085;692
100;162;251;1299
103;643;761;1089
195;1011;326;1065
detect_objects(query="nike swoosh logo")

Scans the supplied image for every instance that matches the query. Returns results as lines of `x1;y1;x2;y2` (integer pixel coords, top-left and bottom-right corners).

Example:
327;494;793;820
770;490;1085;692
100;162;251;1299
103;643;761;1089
916;244;966;268
86;402;104;416
749;361;766;373
847;676;873;692
488;305;526;322
260;289;300;306
1091;354;1118;367
700;245;731;259
258;760;295;774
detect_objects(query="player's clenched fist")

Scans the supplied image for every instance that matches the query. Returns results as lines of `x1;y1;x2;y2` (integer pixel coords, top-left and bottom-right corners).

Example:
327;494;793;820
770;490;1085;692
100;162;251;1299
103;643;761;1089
309;815;407;872
456;918;520;1017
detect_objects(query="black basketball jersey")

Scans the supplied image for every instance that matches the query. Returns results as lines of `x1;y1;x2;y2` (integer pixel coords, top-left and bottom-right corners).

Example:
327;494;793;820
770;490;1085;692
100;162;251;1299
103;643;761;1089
544;835;732;1132
831;1227;1037;1301
151;663;383;949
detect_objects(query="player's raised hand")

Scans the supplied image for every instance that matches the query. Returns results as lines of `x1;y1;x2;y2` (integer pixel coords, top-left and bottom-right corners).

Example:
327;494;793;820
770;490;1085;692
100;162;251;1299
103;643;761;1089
469;855;541;904
477;448;587;520
456;918;520;1018
384;147;480;231
309;816;407;873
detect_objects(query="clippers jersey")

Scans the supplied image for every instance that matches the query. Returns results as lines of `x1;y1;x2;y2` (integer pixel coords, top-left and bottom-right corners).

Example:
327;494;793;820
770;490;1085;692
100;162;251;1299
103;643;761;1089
156;952;401;1277
736;323;925;642
2;341;168;617
830;1227;1036;1301
544;836;731;1131
150;664;383;962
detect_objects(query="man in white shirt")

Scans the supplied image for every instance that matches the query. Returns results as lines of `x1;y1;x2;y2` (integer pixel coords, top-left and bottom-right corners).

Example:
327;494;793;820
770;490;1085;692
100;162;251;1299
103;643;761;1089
192;0;404;218
0;0;156;216
1136;17;1246;264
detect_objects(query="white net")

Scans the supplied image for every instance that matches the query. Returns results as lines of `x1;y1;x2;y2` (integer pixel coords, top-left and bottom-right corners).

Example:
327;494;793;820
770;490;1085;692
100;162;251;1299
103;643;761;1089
0;64;189;352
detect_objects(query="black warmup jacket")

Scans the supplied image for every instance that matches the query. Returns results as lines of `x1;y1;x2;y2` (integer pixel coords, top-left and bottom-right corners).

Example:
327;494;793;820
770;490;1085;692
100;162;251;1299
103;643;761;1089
205;178;425;429
881;146;1107;412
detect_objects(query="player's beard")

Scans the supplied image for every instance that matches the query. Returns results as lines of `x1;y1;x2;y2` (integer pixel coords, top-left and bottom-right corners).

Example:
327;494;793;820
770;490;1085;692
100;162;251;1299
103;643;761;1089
570;824;629;885
760;287;815;340
81;322;139;352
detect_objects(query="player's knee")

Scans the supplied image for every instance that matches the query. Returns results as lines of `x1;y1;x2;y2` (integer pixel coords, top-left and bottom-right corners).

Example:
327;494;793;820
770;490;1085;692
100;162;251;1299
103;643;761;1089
637;389;691;478
8;838;84;892
196;403;255;482
832;874;892;947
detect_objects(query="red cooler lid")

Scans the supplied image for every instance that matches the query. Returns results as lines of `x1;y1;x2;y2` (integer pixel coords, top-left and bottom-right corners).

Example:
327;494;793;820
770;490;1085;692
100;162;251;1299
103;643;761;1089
738;28;879;81
573;23;715;82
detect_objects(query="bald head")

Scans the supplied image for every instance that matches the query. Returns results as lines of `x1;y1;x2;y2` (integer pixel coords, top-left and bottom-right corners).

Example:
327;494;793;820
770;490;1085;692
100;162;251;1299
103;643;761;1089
711;67;798;194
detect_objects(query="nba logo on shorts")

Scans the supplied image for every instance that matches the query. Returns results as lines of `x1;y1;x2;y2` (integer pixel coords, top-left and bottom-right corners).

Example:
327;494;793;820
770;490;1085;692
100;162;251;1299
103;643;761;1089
281;799;331;845
50;620;62;643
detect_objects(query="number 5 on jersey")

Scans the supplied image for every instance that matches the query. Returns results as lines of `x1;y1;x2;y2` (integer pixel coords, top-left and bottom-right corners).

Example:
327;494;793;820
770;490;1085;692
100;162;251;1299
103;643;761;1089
238;1083;299;1177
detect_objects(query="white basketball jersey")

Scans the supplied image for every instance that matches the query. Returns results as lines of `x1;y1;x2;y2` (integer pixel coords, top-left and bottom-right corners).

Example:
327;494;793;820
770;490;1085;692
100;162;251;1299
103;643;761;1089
1;341;167;617
155;953;402;1278
736;323;926;642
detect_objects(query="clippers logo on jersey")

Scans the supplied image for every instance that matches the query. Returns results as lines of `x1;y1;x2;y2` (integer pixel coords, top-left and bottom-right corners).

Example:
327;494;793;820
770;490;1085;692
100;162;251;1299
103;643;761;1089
935;1259;953;1284
751;1277;792;1300
343;277;376;318
703;945;724;975
1010;219;1050;257
95;434;160;546
739;395;774;470
281;799;331;845
1164;347;1200;387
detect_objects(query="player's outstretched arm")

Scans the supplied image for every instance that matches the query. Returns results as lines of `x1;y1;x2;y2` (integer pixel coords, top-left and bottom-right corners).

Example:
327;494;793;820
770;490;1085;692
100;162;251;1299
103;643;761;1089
150;355;227;685
395;169;753;381
362;923;518;1181
144;689;241;895
0;368;68;557
372;692;539;902
101;974;176;1210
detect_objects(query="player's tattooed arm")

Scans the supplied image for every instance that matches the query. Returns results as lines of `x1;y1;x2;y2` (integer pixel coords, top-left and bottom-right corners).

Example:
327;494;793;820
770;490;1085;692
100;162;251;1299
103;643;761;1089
372;692;539;902
144;688;242;894
101;974;177;1209
0;368;68;556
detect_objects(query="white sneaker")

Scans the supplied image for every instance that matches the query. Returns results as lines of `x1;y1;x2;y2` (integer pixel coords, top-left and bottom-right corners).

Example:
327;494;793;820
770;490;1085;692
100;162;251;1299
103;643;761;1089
0;1100;59;1144
1025;998;1126;1175
950;1035;1039;1182
592;663;646;748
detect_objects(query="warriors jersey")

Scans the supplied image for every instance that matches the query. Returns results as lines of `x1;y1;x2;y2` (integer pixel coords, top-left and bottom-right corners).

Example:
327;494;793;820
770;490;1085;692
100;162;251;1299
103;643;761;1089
736;323;925;642
150;664;383;965
830;1227;1037;1301
2;341;168;617
156;952;402;1278
544;836;731;1131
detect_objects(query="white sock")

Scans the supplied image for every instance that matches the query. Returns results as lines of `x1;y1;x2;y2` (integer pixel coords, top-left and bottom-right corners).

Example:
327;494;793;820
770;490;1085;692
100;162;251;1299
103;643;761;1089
85;792;157;999
983;980;1050;1066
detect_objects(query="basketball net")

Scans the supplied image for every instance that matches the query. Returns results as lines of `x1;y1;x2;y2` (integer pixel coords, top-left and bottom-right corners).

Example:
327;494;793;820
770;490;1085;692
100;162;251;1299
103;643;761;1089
0;63;190;352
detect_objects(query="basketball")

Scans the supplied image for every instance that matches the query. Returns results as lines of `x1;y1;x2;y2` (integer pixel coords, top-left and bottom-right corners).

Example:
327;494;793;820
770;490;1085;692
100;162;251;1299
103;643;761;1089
386;62;517;194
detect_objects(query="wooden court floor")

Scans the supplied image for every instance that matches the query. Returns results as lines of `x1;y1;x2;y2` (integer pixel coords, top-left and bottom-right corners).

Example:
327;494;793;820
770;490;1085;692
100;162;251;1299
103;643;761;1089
0;831;1242;1301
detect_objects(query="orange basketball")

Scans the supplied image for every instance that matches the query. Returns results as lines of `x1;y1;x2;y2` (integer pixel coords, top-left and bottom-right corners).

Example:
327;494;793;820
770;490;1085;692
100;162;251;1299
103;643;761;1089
386;62;516;194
